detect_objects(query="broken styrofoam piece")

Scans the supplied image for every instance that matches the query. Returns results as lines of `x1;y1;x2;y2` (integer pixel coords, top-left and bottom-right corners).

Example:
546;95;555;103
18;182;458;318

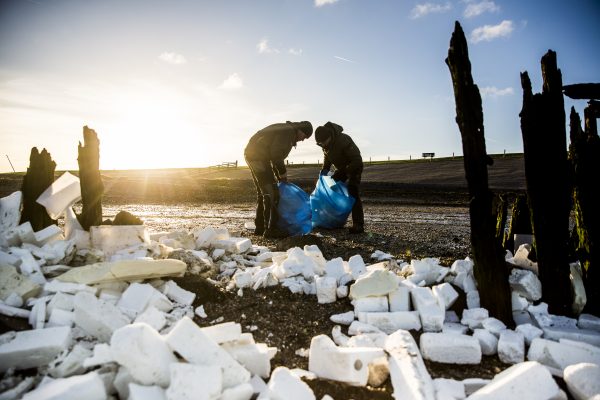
481;318;507;337
34;225;63;246
473;329;499;356
337;285;349;298
433;378;465;400
347;332;388;349
527;338;600;375
384;329;435;400
349;269;398;299
213;237;252;254
513;310;533;326
15;222;36;245
165;316;250;389
0;265;41;301
348;321;384;336
308;334;384;386
48;343;92;378
44;280;96;295
220;383;253;400
117;283;173;318
21;371;106;400
128;383;167;400
3;292;23;307
515;323;543;346
162;280;195;305
578;314;600;332
324;257;346;281
315;276;337;304
468;361;560;400
56;258;186;285
466;290;481;309
73;291;130;342
450;258;474;275
352;296;389;313
47;308;74;327
0;191;22;233
29;297;46;329
0;249;21;267
563;363;600;400
511;291;529;311
461;308;489;330
0;302;31;319
234;271;253;289
420;333;481;364
497;330;525;364
509;268;542;301
221;341;277;379
443;322;469;335
330;311;355;325
0;376;35;400
348;254;367;279
370;250;393;262
388;286;410;312
267;366;316;400
110;323;177;387
358;311;421;333
134;306;167;332
36;172;81;220
166;363;223;400
507;243;538;274
201;322;242;344
542;325;600;347
83;343;114;368
89;225;150;256
0;326;71;372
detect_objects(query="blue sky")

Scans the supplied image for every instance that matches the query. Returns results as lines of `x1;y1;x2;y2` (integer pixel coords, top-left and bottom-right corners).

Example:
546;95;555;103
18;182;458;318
0;0;598;172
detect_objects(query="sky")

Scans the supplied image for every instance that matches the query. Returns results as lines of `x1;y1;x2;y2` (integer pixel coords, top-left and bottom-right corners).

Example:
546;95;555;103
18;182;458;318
0;0;599;172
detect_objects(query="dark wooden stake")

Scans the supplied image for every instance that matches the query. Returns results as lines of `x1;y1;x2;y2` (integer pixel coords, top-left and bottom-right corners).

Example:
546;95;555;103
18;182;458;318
77;126;104;230
20;148;57;231
569;103;600;314
446;21;512;324
519;51;572;315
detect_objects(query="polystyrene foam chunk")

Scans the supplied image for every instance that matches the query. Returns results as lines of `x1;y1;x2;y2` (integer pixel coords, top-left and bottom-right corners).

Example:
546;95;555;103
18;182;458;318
348;254;367;279
268;366;315;400
352;296;389;313
15;221;36;244
221;382;253;400
221;342;275;379
526;338;600;373
443;322;469;335
73;291;130;342
165;316;250;389
410;287;438;311
110;323;177;387
47;308;74;327
0;191;22;232
135;306;167;332
497;330;525;364
432;282;458;310
36;172;81;220
433;378;465;400
117;283;170;317
420;333;481;364
201;321;242;344
0;326;71;372
349;269;398;299
34;225;63;246
166;363;222;400
468;361;560;400
578;313;600;332
0;265;41;301
389;286;410;312
466;290;481;309
22;371;106;400
461;307;489;329
83;343;114;368
48;343;92;378
315;276;337;304
419;304;445;332
384;329;435;400
362;311;421;333
564;363;600;400
330;311;355;325
90;225;150;256
515;323;543;346
481;318;507;337
509;268;542;301
128;383;167;400
473;329;498;356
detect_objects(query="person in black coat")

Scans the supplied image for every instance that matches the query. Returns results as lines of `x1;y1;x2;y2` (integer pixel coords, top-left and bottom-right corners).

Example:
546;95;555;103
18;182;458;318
244;121;313;238
315;121;364;234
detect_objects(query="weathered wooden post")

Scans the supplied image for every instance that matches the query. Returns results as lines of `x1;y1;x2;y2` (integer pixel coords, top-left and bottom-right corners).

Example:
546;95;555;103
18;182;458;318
77;126;104;230
519;51;572;315
20;147;56;231
567;98;600;314
503;194;532;253
446;21;512;324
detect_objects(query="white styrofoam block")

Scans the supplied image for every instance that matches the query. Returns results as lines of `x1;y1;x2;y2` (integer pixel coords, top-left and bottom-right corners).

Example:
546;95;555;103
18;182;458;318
83;343;114;368
15;221;36;244
22;371;106;400
433;378;465;400
388;286;410;312
481;318;507;337
347;332;388;349
384;329;435;400
194;226;217;249
420;333;481;364
165;316;250;389
410;286;438;310
527;338;600;375
308;335;384;386
36;172;81;219
578;313;600;332
46;292;75;316
352;296;388;313
511;291;529;311
0;191;22;232
468;361;560;400
463;378;491;396
419;304;445;332
0;303;30;318
221;342;276;379
497;330;525;364
324;257;346;282
445;310;460;323
46;309;74;327
348;321;383;336
348;254;366;279
542;325;600;347
330;311;355;325
134;306;167;332
515;323;543;346
473;329;498;356
349;269;398;299
359;311;421;333
513;310;533;326
0;249;21;267
44;280;96;295
461;308;489;329
432;283;458;310
111;323;177;387
90;225;150;256
220;383;253;400
336;285;349;298
564;362;600;400
48;343;92;378
331;325;350;347
509;268;542;301
442;322;469;335
117;283;172;318
234;271;253;289
315;276;337;304
34;225;64;246
267;366;315;400
201;321;242;344
166;363;222;400
213;237;252;254
128;383;167;400
0;326;72;372
466;290;480;309
162;280;195;305
73;291;130;342
450;258;474;275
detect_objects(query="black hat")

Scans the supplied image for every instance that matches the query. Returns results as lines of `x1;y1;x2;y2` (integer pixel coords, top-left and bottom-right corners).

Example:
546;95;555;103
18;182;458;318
297;121;313;138
315;125;332;144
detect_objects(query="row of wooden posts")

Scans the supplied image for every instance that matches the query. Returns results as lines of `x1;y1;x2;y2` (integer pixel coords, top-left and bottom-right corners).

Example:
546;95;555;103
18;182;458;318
447;21;599;322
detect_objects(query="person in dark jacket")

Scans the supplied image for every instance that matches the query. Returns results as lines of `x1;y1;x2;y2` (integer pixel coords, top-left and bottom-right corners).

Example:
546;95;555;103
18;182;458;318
244;121;313;238
314;121;364;234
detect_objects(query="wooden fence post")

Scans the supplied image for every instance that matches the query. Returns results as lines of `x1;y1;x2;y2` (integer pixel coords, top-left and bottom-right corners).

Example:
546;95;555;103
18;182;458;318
519;51;572;315
20;148;56;231
446;21;512;324
78;126;104;230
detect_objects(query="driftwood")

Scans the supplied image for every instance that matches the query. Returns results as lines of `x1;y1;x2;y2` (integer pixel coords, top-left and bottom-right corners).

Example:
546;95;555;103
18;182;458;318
20;148;56;231
77;126;104;230
504;194;532;253
446;21;512;324
519;51;572;315
569;104;600;314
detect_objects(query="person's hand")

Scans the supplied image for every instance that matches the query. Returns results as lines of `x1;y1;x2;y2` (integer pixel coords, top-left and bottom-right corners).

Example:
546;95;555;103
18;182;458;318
279;173;288;183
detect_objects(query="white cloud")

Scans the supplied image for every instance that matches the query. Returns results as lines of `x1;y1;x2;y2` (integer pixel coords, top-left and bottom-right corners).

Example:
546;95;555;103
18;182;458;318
470;20;514;43
463;1;500;18
257;38;279;54
288;48;303;56
158;52;187;65
410;2;452;19
315;0;339;7
480;86;514;98
334;55;355;63
220;73;243;90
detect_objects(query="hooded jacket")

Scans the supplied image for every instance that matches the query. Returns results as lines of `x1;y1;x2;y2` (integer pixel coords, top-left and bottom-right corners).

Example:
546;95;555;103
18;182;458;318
244;122;299;177
320;122;363;177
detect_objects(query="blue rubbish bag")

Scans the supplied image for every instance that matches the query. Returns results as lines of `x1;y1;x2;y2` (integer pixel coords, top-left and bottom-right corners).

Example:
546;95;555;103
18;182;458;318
310;175;355;229
277;182;312;236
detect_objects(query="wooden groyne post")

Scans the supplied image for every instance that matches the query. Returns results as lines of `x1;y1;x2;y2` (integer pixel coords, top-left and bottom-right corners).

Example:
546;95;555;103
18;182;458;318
77;126;104;230
20;147;56;231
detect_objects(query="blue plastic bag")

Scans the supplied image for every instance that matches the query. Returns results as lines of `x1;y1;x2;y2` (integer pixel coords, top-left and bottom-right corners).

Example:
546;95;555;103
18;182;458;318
277;182;312;236
310;175;355;229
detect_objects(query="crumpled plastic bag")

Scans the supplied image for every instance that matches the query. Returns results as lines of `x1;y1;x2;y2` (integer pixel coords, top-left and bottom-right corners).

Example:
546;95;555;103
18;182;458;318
277;182;312;236
310;175;355;229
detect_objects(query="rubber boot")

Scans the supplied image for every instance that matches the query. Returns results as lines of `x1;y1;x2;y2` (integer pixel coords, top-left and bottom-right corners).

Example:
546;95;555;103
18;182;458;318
254;195;264;235
263;193;287;239
348;183;364;234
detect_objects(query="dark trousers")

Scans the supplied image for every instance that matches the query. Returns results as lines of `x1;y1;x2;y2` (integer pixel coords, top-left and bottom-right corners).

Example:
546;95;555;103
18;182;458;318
332;169;364;227
245;157;280;233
